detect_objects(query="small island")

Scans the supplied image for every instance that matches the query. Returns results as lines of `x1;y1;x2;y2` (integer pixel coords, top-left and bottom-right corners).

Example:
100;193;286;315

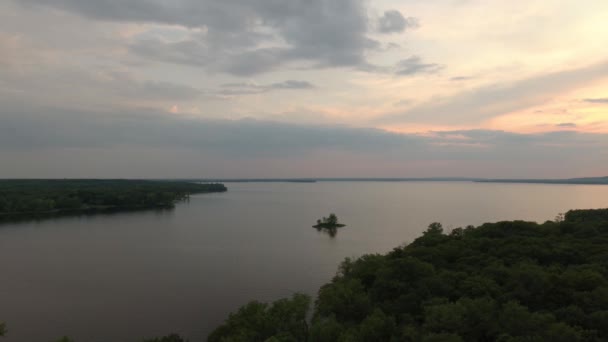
313;213;345;228
313;213;346;237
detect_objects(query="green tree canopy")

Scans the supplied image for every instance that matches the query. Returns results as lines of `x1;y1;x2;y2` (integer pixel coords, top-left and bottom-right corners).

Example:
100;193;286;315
208;293;311;342
142;334;188;342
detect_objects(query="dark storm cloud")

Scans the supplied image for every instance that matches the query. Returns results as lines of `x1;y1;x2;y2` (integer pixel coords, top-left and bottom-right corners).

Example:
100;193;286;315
21;0;395;75
395;56;443;76
377;10;419;34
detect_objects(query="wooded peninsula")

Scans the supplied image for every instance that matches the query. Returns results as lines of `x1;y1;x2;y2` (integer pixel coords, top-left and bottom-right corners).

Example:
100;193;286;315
0;179;227;221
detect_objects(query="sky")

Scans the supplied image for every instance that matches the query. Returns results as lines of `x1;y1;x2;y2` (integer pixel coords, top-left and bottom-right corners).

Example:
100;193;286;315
1;0;607;178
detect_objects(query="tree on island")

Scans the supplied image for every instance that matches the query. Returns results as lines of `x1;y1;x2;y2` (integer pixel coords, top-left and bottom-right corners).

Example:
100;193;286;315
314;213;345;228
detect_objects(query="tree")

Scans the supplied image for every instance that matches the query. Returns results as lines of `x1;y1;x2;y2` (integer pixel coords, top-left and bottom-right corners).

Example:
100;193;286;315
53;337;75;342
309;315;344;342
315;279;372;322
356;309;396;341
208;293;311;342
0;322;6;337
327;213;338;225
143;334;188;342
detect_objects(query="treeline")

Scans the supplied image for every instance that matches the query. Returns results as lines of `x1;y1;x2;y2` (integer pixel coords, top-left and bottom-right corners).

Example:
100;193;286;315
0;180;226;219
210;209;608;341
0;329;185;342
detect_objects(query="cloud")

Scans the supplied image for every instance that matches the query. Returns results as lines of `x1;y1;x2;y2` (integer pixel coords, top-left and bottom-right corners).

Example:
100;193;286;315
131;80;202;101
556;123;577;128
268;80;315;90
377;10;419;34
395;56;443;76
583;98;608;104
2;96;608;177
381;60;608;124
128;38;210;68
0;64;204;109
393;99;413;107
450;76;475;81
220;48;292;77
0;104;410;155
22;0;384;76
218;80;315;95
2;101;607;160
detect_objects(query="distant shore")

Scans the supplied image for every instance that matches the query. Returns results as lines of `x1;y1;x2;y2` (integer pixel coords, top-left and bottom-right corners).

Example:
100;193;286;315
0;179;227;223
475;176;608;185
187;176;608;185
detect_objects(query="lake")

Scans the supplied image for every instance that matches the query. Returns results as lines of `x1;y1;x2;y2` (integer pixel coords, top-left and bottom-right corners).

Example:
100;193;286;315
1;181;607;341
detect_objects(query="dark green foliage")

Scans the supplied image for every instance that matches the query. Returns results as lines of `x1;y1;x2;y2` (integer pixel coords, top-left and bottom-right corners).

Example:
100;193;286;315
325;213;338;226
565;209;608;224
0;179;226;221
53;337;75;342
142;334;188;342
0;322;5;337
208;293;311;342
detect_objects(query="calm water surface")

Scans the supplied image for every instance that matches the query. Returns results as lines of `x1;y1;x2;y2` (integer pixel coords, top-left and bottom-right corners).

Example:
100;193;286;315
1;182;607;341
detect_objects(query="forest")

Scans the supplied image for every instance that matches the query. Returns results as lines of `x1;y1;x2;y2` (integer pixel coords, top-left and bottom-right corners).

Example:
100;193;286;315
0;179;226;220
2;208;607;341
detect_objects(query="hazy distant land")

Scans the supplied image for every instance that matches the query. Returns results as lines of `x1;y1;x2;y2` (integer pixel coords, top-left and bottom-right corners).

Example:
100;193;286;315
191;176;608;185
475;176;608;185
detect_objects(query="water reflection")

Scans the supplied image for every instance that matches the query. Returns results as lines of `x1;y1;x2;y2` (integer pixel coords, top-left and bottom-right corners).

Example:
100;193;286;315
314;225;340;237
0;207;176;227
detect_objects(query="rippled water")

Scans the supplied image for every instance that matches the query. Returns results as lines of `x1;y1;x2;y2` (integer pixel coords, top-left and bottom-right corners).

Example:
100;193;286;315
1;182;607;341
